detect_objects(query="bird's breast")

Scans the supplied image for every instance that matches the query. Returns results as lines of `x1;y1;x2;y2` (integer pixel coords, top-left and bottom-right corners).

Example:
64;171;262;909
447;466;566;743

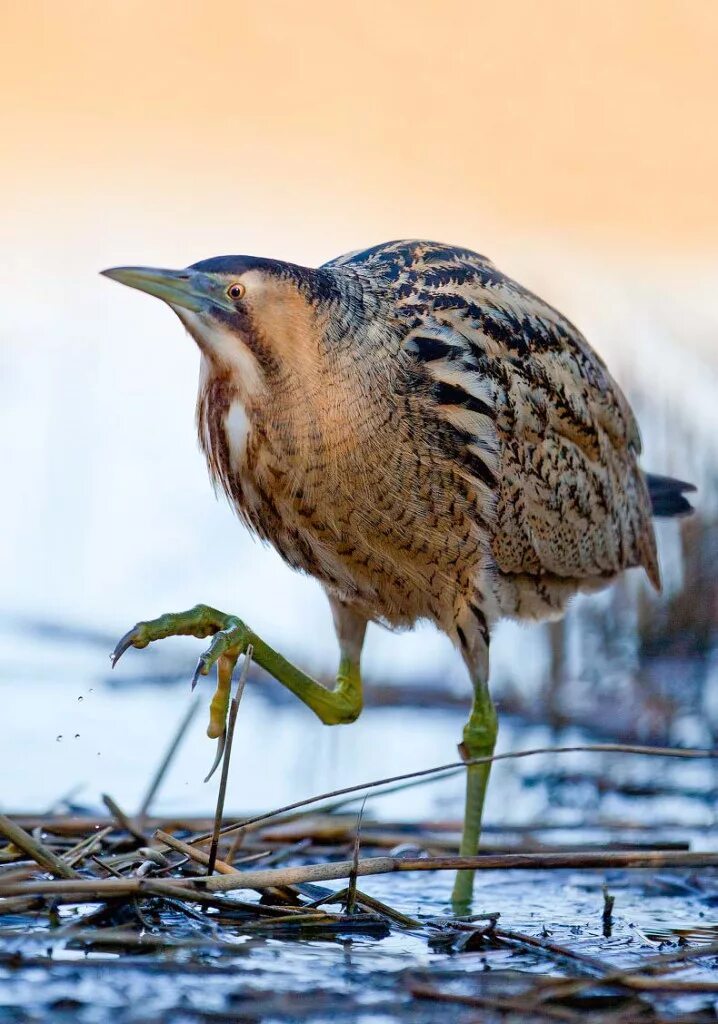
223;398;251;472
199;362;492;633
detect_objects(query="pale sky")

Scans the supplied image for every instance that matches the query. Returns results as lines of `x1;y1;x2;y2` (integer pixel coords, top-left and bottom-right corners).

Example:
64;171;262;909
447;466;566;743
3;0;718;260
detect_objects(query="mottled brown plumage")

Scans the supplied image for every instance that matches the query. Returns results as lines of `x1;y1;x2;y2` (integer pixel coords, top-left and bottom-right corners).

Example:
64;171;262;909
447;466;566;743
104;239;694;909
188;240;666;657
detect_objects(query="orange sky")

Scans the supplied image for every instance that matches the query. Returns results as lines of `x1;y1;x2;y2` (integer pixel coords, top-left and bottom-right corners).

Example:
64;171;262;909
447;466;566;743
2;0;718;259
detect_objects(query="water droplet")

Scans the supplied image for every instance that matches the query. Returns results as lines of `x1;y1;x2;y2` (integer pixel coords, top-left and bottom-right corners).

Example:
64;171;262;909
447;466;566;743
77;696;83;702
56;735;63;742
74;733;80;739
89;688;94;693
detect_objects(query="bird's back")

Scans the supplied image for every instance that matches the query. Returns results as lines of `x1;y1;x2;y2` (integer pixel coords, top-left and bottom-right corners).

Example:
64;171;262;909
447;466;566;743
325;240;661;621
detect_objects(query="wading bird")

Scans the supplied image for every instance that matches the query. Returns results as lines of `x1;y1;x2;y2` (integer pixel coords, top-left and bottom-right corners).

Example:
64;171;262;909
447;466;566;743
103;240;694;908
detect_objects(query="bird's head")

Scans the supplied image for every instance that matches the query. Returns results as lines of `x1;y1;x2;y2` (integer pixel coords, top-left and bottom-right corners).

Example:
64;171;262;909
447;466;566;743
102;256;339;393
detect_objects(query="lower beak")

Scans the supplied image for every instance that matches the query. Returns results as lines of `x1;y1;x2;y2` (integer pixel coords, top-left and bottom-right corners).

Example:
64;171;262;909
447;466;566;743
101;266;211;313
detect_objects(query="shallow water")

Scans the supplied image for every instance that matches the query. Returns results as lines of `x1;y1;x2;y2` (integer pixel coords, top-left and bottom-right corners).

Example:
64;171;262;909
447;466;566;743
2;840;718;1022
2;651;718;1021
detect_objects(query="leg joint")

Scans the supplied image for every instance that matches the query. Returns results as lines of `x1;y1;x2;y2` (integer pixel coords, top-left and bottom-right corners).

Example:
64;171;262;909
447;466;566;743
324;701;363;726
315;660;363;725
462;683;498;758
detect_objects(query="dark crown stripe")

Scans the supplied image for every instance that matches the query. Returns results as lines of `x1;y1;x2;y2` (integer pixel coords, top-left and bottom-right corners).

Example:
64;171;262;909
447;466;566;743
433;380;495;419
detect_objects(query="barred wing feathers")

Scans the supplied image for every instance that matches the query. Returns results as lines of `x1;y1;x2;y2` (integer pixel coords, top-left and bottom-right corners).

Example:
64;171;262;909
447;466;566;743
329;241;660;589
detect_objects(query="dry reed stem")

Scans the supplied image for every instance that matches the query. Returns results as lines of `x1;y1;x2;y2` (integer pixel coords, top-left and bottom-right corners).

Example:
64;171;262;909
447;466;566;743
532;940;718;1002
0;814;80;880
345;797;366;915
495;928;718;995
101;795;146;845
409;981;579;1022
189;741;718;846
3;849;718;902
154;828;296;901
154;829;237;876
207;646;252;874
63;826;113;869
320;886;422;929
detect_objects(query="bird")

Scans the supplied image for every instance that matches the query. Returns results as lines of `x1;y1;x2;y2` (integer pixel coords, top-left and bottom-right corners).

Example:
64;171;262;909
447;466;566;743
103;239;695;908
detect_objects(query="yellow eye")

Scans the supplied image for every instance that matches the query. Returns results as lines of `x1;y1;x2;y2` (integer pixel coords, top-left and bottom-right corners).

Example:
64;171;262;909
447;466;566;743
227;282;245;301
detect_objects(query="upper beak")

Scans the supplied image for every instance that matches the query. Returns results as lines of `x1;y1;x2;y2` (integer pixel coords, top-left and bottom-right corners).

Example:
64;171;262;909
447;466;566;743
101;266;219;314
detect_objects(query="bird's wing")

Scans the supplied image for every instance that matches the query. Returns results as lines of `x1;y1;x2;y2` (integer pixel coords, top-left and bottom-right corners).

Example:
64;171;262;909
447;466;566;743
349;241;659;588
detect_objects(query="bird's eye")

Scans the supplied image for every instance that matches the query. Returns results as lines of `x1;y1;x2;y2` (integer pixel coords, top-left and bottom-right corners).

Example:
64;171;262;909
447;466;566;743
227;283;245;301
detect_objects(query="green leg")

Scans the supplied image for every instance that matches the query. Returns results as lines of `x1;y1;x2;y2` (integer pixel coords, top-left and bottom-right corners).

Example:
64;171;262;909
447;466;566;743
112;603;364;741
451;677;498;912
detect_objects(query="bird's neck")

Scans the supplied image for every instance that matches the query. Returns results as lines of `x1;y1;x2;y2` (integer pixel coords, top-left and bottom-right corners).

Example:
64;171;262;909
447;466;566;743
195;312;399;516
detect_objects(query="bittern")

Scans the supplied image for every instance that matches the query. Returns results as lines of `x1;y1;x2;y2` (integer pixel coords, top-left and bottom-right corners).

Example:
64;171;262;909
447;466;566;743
103;240;694;908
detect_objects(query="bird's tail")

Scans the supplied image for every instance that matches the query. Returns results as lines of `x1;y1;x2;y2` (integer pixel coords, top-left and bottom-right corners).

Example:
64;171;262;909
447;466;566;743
645;473;696;518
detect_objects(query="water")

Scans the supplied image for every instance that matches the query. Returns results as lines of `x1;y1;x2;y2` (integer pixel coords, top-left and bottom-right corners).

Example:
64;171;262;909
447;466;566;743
2;644;718;1021
2;823;718;1022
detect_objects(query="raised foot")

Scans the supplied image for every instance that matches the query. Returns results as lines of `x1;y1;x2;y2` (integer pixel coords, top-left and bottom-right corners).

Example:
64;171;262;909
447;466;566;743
112;602;364;778
111;604;250;741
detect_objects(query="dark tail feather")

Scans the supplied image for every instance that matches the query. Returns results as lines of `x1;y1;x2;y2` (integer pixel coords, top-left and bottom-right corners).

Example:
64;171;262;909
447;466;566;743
646;473;696;518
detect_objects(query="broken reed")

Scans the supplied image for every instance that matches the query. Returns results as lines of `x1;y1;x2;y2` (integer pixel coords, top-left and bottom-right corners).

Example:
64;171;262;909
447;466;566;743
3;849;718;903
3;734;718;1018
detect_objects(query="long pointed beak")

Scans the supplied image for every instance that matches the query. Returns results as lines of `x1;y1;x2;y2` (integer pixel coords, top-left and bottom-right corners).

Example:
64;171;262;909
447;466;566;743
101;266;216;313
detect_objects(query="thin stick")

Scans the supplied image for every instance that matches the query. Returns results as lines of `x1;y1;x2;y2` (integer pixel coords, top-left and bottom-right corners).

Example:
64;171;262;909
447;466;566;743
528;937;718;1003
345;796;367;915
101;795;146;845
320;886;422;929
602;885;615;936
532;940;718;1001
137;693;201;824
495;926;614;977
4;849;718;902
495;928;718;995
154;829;237;876
207;646;252;875
11;813;718;835
409;981;578;1022
0;814;80;880
190;741;718;846
89;854;123;878
64;826;113;869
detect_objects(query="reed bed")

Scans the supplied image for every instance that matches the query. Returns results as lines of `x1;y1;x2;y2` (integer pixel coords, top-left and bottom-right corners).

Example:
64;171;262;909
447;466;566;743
2;663;718;1022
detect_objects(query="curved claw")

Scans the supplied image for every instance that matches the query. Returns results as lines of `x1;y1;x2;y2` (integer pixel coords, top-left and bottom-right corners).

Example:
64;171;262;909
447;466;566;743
203;731;226;783
110;627;141;668
191;656;209;691
191;625;244;691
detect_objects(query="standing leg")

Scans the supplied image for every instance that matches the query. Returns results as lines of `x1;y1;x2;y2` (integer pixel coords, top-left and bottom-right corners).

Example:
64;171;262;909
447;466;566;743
451;633;497;912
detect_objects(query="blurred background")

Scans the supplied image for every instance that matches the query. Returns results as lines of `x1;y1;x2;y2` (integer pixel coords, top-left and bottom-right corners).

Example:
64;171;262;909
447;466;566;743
1;0;717;825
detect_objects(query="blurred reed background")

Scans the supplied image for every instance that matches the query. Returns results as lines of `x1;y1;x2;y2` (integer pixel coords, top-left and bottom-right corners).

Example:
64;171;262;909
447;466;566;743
1;0;717;813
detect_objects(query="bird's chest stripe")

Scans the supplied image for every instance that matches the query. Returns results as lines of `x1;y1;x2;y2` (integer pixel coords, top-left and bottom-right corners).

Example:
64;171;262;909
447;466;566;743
224;399;251;470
